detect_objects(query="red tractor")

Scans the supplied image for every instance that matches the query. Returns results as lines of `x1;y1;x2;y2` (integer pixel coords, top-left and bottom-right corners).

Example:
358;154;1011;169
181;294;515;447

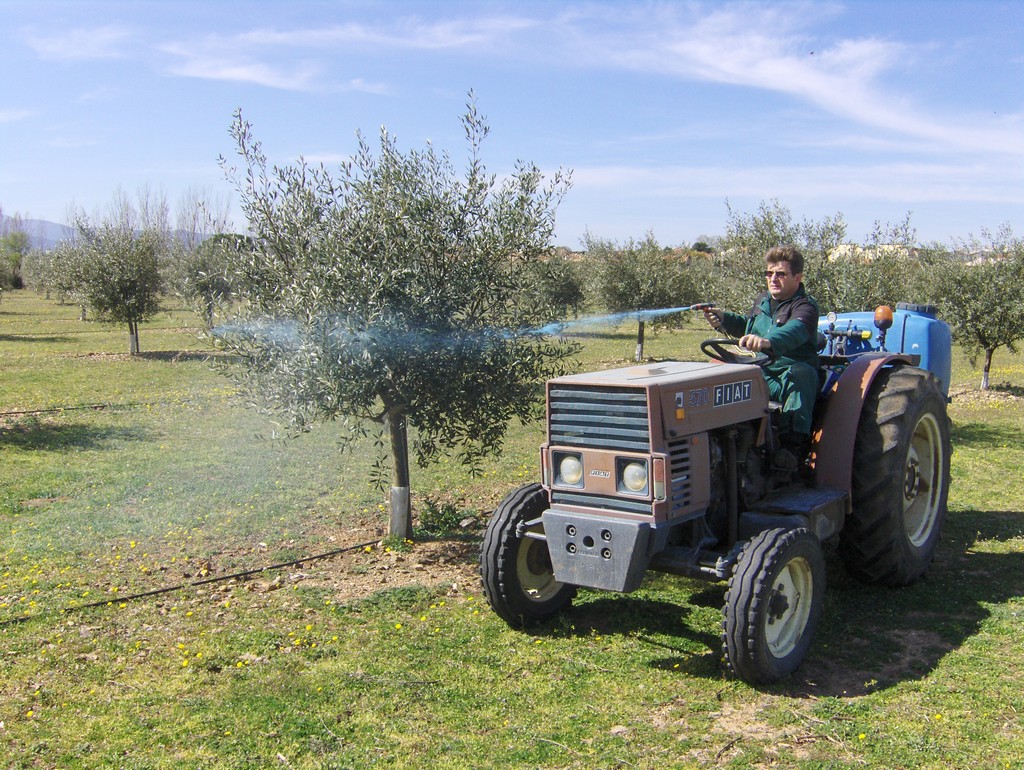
480;303;952;683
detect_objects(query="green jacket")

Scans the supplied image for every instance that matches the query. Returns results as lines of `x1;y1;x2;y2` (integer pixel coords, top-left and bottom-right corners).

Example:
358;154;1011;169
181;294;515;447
721;284;820;371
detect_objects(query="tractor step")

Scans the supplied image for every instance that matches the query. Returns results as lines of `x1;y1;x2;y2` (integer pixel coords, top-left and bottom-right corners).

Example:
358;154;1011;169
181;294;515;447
741;486;848;542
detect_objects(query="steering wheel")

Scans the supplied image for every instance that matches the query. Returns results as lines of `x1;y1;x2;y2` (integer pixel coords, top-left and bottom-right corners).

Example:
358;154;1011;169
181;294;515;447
700;337;772;367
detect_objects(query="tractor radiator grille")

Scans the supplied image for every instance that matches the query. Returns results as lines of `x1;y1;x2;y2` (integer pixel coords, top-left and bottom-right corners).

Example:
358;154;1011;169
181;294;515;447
667;437;693;515
548;385;650;452
549;490;653;515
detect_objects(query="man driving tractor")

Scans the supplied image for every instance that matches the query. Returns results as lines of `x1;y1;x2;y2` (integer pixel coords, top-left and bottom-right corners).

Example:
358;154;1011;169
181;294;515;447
703;245;820;472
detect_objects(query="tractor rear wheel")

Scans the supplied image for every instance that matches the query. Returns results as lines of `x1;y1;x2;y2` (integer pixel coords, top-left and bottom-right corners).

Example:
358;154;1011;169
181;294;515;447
841;366;950;585
480;483;577;627
722;527;825;684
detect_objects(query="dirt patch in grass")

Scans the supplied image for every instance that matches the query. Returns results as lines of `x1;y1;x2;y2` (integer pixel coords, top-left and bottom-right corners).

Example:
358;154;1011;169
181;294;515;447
684;699;825;765
949;383;1024;405
243;535;483;605
18;495;72;508
786;616;958;699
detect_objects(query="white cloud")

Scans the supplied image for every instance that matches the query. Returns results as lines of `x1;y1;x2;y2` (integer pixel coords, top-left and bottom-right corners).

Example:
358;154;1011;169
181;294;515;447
160;43;323;91
26;25;135;61
570;159;1024;206
76;86;122;103
232;16;538;51
155;5;1022;151
550;2;1024;157
159;40;395;93
157;15;535;91
46;136;100;150
342;78;392;96
0;109;33;124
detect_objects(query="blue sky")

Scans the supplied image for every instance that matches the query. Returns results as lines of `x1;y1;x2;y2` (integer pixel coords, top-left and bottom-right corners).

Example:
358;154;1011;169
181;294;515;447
1;0;1021;248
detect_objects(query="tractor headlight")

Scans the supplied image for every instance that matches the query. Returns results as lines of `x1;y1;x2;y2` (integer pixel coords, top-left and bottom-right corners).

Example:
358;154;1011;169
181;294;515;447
619;459;649;494
555;452;584;487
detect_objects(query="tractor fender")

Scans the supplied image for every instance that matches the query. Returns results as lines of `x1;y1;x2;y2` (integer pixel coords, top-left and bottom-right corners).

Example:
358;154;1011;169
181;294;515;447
810;353;915;493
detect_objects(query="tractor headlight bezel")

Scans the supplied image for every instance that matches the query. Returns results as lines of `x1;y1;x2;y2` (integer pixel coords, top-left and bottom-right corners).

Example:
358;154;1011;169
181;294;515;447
617;458;649;496
553;451;584;488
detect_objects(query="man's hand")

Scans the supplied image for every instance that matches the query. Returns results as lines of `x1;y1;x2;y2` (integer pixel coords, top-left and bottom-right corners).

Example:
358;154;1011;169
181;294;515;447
738;334;772;353
703;307;725;330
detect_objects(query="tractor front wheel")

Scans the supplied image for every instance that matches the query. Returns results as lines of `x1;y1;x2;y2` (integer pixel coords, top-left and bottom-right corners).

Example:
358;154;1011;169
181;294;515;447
722;527;825;684
841;366;951;585
480;483;577;627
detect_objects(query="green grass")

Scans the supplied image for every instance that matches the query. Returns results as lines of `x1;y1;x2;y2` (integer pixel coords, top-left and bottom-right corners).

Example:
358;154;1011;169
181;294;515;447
2;289;1023;768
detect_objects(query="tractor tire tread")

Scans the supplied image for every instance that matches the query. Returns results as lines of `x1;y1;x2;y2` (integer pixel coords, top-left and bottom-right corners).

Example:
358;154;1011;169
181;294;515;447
840;367;950;586
480;483;576;628
722;527;825;684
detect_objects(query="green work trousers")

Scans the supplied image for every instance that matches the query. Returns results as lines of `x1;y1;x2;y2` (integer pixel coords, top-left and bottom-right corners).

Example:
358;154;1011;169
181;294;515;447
762;360;819;438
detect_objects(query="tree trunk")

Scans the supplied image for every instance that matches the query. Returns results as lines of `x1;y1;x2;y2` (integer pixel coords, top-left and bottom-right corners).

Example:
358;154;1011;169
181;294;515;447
982;348;994;390
635;320;646;362
386;408;412;539
128;320;140;356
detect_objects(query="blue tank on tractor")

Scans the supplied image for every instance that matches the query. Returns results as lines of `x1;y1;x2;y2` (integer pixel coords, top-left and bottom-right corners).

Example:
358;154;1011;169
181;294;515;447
817;302;952;396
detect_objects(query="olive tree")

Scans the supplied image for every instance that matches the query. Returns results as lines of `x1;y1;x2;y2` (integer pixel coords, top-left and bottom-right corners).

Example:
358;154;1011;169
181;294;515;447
717;199;847;309
167;189;239;327
215;98;576;538
1;230;29;290
47;238;96;319
585;231;706;360
0;209;30;291
810;214;927;312
519;253;586;321
169;233;244;327
73;221;165;353
20;248;53;297
927;225;1024;390
58;192;168;353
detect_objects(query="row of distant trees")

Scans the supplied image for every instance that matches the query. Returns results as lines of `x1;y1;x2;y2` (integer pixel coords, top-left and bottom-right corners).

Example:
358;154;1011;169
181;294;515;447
6;184;1024;396
4;190;239;354
3;97;1023;537
573;202;1024;390
6;191;1023;388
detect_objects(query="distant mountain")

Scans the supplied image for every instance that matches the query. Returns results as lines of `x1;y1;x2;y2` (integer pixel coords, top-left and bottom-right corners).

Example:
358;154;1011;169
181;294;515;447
0;215;74;250
0;216;226;251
